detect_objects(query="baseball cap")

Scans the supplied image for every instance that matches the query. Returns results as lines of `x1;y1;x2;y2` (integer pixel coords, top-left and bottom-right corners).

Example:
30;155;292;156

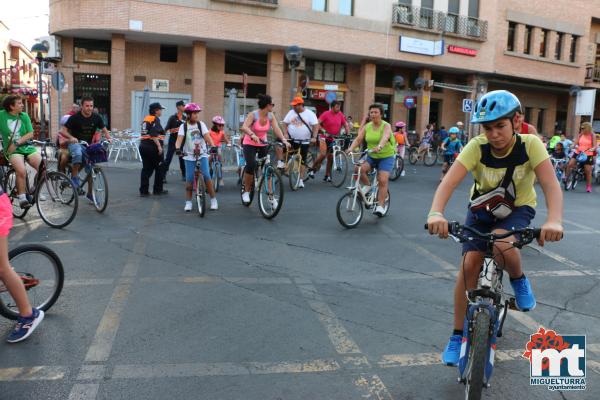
149;102;165;113
175;100;185;107
290;97;304;106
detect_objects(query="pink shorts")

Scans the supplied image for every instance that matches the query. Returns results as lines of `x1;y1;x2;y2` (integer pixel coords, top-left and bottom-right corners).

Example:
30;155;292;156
0;194;14;237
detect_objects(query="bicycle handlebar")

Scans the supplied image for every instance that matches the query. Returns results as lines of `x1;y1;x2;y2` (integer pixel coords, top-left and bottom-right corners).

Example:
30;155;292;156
424;221;542;248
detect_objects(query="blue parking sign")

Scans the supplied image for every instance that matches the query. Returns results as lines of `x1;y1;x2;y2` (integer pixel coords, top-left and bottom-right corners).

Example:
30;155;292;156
462;99;473;113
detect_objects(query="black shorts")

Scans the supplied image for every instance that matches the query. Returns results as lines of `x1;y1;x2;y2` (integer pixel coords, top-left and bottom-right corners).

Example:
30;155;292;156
573;154;594;165
290;140;310;164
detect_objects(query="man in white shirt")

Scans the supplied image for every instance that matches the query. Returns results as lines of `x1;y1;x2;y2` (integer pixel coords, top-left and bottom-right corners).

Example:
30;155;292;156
282;97;319;188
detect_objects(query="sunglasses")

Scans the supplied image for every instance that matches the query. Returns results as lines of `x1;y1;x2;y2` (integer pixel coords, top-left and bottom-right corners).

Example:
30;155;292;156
269;103;275;106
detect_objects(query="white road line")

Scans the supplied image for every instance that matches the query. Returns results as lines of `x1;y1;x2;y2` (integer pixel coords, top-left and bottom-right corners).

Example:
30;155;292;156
76;365;106;381
112;359;340;379
296;282;362;355
64;279;115;287
377;349;526;368
353;375;394;400
68;384;100;400
537;209;600;234
0;366;68;381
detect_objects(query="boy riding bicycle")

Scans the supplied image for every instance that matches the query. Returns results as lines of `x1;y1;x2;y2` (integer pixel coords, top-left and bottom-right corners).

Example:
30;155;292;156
426;90;563;366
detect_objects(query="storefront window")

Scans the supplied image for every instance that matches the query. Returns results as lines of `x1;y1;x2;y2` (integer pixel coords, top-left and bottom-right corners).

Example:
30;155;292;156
73;73;111;127
323;63;335;81
312;0;327;12
334;64;345;82
339;0;353;16
306;60;346;83
225;51;267;76
313;61;323;80
74;39;111;64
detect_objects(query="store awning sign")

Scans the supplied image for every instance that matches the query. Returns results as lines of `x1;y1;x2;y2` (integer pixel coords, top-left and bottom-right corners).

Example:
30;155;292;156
399;36;444;56
448;45;478;56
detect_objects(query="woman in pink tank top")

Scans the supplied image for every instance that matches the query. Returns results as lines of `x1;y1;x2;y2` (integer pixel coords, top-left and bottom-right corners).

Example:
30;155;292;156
566;122;597;192
239;94;289;204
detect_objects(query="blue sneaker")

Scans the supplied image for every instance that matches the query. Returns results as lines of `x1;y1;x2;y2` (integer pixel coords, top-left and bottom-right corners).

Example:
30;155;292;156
7;308;44;343
441;334;462;366
511;275;536;311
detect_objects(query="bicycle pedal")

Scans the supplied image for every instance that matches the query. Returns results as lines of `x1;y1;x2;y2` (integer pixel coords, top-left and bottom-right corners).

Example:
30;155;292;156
508;298;518;310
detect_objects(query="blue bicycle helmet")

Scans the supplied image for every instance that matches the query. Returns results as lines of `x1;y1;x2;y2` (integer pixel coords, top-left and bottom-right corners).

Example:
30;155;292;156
448;126;460;134
470;90;522;124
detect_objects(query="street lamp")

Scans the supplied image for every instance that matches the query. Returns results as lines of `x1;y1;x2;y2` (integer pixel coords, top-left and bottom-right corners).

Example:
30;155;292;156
285;45;303;103
31;42;49;140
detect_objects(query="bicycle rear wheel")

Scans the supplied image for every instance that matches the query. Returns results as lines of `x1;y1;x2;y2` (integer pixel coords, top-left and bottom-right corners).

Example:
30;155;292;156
0;244;64;320
258;166;284;219
36;171;78;229
464;310;491;400
424;149;437;166
3;169;30;219
336;191;363;228
288;155;301;191
91;167;109;213
196;175;206;217
331;150;349;188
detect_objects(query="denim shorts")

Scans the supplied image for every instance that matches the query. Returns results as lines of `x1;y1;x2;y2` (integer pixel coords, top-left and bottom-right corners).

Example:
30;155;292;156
366;155;395;173
184;158;211;183
462;205;536;254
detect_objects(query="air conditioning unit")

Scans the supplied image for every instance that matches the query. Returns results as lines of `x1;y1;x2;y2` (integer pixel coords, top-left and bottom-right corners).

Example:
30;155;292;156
38;36;62;60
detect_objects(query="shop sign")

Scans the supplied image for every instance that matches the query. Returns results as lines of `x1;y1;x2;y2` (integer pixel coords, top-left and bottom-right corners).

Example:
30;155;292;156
448;45;478;57
403;96;416;109
310;89;344;102
324;84;338;91
400;36;444;56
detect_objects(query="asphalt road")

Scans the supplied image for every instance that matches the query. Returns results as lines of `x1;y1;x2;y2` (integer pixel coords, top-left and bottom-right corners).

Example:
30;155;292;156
0;160;598;400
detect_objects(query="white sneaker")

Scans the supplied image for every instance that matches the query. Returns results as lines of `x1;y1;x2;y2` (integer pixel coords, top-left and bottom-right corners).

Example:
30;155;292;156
298;179;305;188
184;201;193;212
242;191;251;204
277;160;285;169
401;170;406;177
269;197;279;210
219;179;225;187
361;185;372;195
374;205;386;217
210;198;218;210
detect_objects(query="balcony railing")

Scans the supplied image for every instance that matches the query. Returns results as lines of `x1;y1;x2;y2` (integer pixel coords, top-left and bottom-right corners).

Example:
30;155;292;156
212;0;278;7
392;5;488;41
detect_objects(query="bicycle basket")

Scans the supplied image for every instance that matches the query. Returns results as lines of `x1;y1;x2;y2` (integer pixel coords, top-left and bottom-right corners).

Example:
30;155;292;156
85;143;108;163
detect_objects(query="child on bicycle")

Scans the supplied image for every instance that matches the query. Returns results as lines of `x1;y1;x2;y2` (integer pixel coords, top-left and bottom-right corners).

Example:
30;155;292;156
175;103;218;212
426;90;563;366
0;187;44;342
209;116;230;187
439;127;463;181
394;121;409;177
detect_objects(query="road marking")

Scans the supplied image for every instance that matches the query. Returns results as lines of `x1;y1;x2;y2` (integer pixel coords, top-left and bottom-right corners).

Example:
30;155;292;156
76;364;106;381
377;349;526;368
112;359;340;379
68;384;99;400
537;209;600;234
64;279;115;287
296;282;362;355
0;366;67;381
353;375;394;400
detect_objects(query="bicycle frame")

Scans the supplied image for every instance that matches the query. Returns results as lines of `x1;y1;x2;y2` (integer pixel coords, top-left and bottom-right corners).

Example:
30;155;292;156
347;152;379;208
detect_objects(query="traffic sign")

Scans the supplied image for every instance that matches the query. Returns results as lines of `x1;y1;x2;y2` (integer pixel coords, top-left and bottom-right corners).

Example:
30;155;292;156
462;99;473;113
51;71;65;91
403;96;416;109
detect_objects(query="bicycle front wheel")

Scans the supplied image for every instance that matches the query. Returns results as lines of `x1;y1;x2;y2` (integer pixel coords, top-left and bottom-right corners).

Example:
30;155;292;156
196;176;206;217
4;169;29;219
331;150;349;188
389;156;404;181
464;310;491;400
336;191;363;228
424;149;437;166
408;148;418;165
36;171;79;229
258;166;284;219
91;167;109;213
0;244;64;320
288;155;301;191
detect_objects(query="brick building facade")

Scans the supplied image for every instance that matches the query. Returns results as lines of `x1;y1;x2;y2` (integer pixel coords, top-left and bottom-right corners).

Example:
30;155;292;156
48;0;600;137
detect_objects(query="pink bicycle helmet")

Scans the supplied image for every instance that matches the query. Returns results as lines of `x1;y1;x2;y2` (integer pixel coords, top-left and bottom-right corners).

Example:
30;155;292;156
184;103;202;113
395;121;406;129
212;116;225;125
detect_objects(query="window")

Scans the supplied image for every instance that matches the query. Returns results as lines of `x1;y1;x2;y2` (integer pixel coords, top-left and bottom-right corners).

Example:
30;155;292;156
539;29;548;57
446;0;460;33
537;109;545;132
306;59;345;83
339;0;353;16
225;51;267;76
159;45;178;63
312;0;327;12
224;82;266;99
570;35;578;62
555;32;563;60
468;0;479;18
398;0;411;4
524;25;533;55
420;0;434;29
375;66;394;88
507;21;516;51
73;38;111;64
